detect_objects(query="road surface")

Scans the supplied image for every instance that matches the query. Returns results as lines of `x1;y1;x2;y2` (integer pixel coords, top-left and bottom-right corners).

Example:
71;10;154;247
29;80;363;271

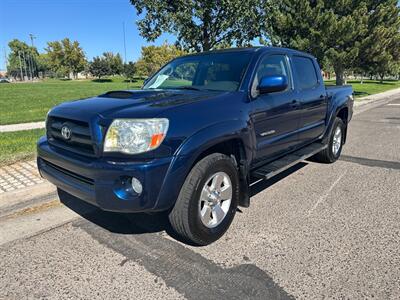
1;97;399;299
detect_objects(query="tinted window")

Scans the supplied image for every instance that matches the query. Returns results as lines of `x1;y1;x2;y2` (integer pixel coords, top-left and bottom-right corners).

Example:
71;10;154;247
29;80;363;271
251;54;291;96
292;56;318;90
143;52;252;92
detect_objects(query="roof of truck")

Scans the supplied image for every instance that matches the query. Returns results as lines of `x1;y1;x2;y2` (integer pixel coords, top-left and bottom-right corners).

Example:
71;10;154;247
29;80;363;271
182;46;315;59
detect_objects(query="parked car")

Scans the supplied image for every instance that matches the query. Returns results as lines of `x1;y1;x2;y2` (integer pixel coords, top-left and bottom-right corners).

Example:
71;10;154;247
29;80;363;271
37;47;353;245
0;78;10;83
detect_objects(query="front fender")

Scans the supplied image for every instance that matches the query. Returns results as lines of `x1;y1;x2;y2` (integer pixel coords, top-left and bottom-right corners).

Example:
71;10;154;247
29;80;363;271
153;120;251;211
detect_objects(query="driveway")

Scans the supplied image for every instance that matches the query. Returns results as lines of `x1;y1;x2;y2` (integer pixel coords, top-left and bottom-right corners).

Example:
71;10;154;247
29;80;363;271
1;97;399;299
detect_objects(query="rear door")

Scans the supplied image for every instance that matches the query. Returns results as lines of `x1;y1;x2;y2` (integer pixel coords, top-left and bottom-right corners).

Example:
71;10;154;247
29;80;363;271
291;55;327;143
250;54;302;164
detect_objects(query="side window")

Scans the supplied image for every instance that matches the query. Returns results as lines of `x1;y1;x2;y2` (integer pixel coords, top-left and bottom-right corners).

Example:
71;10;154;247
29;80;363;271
292;56;319;90
251;55;291;96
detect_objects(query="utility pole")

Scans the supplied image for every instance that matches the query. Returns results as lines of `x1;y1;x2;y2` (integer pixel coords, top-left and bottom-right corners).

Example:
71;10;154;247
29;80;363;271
122;22;127;65
29;34;36;47
122;22;128;88
18;51;23;81
3;47;7;71
29;34;37;79
21;51;28;80
27;52;34;80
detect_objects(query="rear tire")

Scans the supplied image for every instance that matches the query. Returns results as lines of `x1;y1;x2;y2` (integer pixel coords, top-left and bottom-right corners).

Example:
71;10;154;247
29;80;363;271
168;153;239;246
313;117;345;163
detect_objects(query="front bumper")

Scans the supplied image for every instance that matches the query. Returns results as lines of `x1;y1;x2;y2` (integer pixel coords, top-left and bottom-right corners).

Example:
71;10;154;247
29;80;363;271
37;136;173;212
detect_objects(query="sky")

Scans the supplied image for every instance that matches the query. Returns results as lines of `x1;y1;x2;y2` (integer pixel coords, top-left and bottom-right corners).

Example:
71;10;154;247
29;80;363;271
0;0;176;70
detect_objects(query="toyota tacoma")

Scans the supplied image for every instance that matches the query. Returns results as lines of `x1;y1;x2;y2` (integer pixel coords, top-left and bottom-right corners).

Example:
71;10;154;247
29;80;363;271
37;47;353;245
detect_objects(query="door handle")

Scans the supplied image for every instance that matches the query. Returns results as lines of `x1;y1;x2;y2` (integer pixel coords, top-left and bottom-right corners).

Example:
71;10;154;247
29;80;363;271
290;100;300;108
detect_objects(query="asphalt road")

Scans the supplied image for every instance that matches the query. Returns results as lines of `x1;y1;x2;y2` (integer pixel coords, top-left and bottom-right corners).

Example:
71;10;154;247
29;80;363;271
1;98;399;299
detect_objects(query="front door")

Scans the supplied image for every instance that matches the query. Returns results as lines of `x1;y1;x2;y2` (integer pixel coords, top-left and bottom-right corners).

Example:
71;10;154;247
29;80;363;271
250;54;302;165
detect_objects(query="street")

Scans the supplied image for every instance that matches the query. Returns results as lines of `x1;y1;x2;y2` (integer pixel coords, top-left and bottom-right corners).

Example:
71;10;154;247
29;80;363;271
1;97;399;299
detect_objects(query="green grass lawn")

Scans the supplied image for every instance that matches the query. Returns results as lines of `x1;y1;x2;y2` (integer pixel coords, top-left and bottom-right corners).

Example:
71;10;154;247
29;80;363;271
1;77;399;125
0;77;143;125
0;129;45;166
325;80;400;98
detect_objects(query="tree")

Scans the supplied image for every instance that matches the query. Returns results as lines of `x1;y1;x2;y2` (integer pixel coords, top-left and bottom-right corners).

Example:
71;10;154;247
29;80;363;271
124;62;137;80
103;52;124;75
269;0;371;85
357;0;400;82
89;56;111;79
135;43;186;77
129;0;268;52
7;39;40;80
46;38;87;79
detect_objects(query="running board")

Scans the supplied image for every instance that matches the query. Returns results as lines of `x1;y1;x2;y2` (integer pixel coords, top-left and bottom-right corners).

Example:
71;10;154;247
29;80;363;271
251;142;327;179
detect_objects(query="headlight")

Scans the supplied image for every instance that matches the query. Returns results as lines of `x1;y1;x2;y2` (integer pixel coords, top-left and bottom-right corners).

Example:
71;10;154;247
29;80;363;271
104;118;169;154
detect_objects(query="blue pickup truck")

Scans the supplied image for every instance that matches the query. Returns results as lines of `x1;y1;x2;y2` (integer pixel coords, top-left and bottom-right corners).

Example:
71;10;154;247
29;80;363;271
37;47;353;245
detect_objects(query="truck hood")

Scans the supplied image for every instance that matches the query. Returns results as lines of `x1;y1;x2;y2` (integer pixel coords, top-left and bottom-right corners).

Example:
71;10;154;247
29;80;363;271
49;89;226;122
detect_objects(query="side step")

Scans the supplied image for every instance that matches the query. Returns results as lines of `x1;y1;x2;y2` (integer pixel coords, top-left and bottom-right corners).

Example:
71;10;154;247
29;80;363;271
251;142;327;179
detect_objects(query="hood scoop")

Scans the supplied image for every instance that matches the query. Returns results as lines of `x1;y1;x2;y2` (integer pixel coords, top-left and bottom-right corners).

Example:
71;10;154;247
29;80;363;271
99;91;136;99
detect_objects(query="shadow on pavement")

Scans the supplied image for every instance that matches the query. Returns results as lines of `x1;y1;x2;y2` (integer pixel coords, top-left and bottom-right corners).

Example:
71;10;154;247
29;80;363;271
58;169;302;299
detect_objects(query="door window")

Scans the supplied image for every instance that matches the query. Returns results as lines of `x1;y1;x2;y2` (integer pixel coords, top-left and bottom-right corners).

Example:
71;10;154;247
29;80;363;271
292;56;319;90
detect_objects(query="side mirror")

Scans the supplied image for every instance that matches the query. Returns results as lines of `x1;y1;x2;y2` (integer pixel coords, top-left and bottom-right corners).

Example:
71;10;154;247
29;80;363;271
258;75;288;94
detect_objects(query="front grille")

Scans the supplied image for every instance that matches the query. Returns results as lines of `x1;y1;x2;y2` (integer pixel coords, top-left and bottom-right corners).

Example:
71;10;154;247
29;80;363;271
47;116;96;156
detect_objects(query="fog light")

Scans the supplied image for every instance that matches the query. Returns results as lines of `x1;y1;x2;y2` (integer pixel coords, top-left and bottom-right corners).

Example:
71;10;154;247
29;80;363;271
130;177;143;195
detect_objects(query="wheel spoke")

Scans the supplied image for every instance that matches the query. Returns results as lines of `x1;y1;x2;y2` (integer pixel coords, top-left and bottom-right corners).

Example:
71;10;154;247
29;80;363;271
200;186;211;201
201;204;212;224
212;204;225;223
219;184;232;200
211;174;224;191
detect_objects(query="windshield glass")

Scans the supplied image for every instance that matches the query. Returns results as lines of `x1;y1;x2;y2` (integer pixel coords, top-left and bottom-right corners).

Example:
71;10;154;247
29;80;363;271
143;52;252;92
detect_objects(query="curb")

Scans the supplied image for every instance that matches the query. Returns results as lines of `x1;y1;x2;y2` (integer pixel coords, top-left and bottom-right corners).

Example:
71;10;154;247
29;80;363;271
0;182;57;218
355;87;400;107
353;88;400;116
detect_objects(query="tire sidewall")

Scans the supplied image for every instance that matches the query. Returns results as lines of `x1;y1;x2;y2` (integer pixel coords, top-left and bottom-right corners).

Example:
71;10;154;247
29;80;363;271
329;118;345;161
187;156;239;244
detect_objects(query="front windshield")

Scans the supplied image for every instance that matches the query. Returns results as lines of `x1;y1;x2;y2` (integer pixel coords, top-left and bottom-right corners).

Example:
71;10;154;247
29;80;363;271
143;52;252;92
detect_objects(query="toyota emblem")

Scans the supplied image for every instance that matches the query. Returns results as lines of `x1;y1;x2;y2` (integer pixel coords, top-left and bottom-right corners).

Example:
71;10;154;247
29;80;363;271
61;125;72;140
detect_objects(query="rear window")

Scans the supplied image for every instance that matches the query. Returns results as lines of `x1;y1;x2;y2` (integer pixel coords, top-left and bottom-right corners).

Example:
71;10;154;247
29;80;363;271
292;56;318;90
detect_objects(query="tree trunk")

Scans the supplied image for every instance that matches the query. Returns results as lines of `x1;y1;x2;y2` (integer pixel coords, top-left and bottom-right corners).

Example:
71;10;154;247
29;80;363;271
335;68;345;85
379;73;384;83
360;73;364;85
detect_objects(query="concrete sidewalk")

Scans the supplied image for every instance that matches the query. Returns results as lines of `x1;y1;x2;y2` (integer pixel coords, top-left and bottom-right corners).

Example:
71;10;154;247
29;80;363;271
0;121;45;133
0;161;44;193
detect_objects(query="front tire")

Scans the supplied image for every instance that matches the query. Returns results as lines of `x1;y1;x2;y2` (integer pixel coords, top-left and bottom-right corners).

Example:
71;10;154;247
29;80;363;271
314;117;345;163
168;153;239;246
